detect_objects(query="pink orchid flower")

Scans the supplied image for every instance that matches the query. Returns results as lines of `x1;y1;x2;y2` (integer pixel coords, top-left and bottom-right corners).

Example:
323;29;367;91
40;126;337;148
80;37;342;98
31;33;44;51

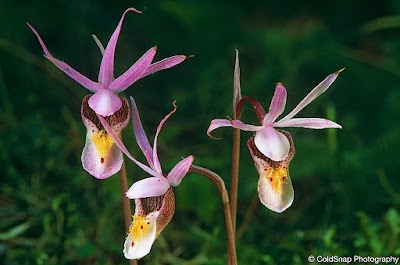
208;69;343;162
97;97;193;259
208;67;343;213
28;7;187;117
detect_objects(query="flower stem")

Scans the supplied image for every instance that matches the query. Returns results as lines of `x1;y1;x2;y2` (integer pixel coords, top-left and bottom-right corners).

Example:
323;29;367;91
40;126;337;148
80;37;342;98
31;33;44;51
189;165;237;265
230;126;240;236
118;160;137;265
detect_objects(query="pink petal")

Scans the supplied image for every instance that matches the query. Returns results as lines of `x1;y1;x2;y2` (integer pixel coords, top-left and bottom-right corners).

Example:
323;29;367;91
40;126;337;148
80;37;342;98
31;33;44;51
254;126;290;161
207;119;263;138
28;23;100;92
140;55;187;79
274;118;342;129
125;177;170;199
233;49;241;116
167;155;194;187
98;8;141;86
207;119;233;137
88;90;122;116
152;102;178;174
130;97;154;167
278;69;344;123
80;120;123;179
262;83;287;125
231;120;264;131
109;46;157;92
96;114;162;177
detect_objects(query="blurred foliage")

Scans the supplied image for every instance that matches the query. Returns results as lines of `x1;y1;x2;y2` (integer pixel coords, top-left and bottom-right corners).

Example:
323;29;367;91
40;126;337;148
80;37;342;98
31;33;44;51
1;0;400;264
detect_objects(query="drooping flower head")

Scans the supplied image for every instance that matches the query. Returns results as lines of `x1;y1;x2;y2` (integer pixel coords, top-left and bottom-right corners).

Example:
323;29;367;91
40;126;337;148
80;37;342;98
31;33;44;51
97;98;194;259
28;8;187;179
28;7;187;117
208;54;343;212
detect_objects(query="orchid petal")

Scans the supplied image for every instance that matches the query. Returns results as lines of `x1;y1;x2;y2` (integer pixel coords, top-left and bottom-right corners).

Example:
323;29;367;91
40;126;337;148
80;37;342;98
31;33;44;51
274;118;342;129
167;156;194;187
92;34;105;55
130;97;154;167
207;119;233;137
140;55;187;79
207;119;263;138
124;211;159;260
81;125;123;179
279;69;344;123
28;23;100;92
231;120;264;131
88;90;122;116
125;177;170;199
98;8;141;86
109;46;157;92
233;49;241;116
247;131;295;213
80;95;130;179
257;167;294;213
96;114;162;177
262;83;287;125
80;115;121;179
152;101;177;174
254;126;290;161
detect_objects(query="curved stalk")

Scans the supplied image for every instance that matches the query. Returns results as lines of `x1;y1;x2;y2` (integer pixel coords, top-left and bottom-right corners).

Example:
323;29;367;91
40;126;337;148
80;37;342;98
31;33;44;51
188;165;237;265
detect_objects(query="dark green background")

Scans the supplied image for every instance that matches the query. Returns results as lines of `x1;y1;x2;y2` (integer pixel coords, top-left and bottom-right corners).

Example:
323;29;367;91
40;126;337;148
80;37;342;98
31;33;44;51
1;0;399;264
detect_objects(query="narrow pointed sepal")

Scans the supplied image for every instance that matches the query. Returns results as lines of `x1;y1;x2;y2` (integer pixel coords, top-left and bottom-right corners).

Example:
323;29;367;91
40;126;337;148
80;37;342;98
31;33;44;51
233;49;241;116
81;95;130;179
248;130;296;213
167;155;194;187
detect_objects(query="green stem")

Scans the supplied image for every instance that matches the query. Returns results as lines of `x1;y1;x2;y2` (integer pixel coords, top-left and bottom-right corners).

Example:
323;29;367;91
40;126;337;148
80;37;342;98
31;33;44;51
189;165;237;265
118;160;137;265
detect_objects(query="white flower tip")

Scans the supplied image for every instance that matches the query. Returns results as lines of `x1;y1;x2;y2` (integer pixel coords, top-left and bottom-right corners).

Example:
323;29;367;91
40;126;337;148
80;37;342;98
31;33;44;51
336;68;345;75
123;213;158;260
258;169;294;213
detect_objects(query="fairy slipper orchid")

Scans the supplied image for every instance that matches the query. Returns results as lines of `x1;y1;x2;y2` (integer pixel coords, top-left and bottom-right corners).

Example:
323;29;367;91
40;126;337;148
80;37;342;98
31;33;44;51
248;130;295;212
81;95;129;179
208;64;343;212
208;69;343;162
28;7;187;117
97;98;193;259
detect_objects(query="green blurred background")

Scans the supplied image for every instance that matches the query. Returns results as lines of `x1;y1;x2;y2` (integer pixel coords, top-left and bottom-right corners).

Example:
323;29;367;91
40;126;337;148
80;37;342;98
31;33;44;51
1;0;400;264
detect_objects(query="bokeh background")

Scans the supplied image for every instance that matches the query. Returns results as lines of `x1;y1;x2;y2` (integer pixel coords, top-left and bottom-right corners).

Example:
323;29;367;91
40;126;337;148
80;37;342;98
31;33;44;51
1;0;400;264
